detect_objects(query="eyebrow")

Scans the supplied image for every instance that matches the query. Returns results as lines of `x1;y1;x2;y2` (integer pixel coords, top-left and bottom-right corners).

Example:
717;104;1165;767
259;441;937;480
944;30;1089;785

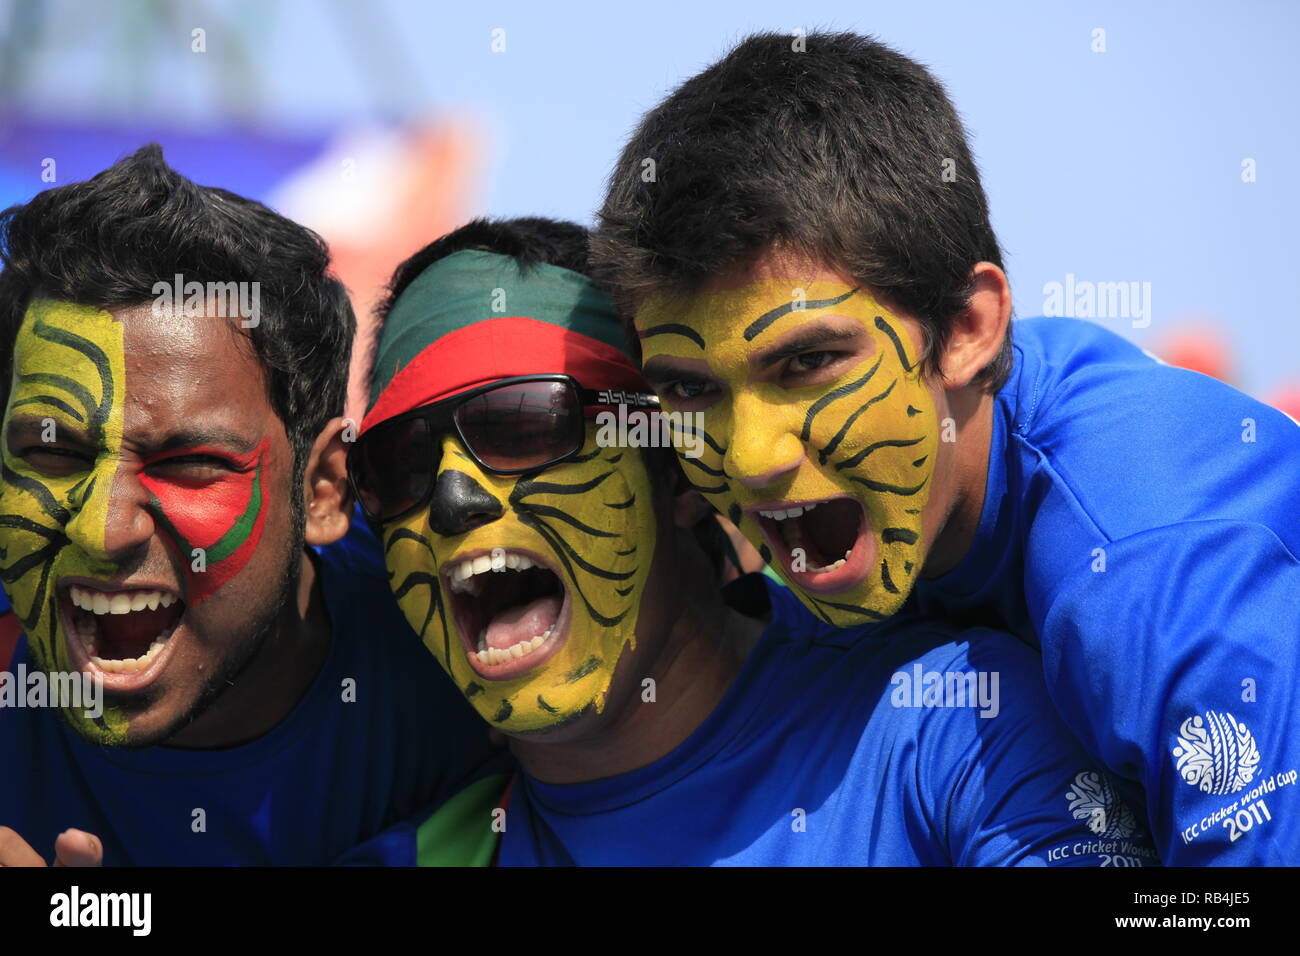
755;326;864;371
640;359;707;386
638;323;706;349
151;429;258;454
743;287;859;341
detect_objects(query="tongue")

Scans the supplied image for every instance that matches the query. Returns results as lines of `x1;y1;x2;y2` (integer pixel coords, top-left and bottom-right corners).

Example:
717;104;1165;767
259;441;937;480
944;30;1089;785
96;606;176;660
484;594;561;650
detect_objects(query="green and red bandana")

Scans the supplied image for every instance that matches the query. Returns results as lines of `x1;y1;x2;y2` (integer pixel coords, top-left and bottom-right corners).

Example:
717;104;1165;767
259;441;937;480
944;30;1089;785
363;250;649;432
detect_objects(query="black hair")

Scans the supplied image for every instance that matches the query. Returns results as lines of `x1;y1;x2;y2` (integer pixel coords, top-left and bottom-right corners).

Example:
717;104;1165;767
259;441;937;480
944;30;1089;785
0;143;355;476
592;30;1011;389
376;215;731;573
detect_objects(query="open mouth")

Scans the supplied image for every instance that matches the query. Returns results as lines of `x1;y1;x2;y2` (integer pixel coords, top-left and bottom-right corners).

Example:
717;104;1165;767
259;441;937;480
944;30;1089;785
62;583;185;688
751;496;875;593
445;549;569;680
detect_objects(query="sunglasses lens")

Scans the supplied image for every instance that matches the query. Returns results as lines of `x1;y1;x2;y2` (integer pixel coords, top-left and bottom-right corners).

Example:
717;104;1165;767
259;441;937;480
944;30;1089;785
456;380;582;471
351;416;435;521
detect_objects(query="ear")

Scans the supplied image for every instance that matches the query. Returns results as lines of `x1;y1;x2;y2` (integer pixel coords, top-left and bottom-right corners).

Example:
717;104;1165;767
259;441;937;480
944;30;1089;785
937;262;1012;389
302;416;353;548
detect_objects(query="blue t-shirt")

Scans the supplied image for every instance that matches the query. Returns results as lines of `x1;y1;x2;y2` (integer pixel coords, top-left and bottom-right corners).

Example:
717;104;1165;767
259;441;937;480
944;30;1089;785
911;317;1300;864
0;520;508;866
499;580;1158;866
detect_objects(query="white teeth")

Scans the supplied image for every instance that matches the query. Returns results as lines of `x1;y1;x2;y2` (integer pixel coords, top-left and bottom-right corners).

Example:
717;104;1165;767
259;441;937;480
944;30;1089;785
70;586;180;673
758;504;821;521
809;551;853;574
88;636;170;673
71;587;176;615
448;552;546;592
472;628;554;666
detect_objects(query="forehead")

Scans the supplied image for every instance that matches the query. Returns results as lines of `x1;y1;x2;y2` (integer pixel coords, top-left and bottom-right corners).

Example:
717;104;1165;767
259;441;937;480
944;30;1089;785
11;299;274;438
635;276;879;367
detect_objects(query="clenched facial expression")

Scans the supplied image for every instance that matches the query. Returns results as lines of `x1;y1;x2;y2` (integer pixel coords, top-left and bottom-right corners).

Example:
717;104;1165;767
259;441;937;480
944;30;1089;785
382;424;657;732
636;278;941;626
0;300;300;745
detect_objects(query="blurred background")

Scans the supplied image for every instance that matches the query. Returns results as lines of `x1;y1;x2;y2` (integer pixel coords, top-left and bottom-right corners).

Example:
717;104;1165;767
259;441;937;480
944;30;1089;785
0;0;1296;421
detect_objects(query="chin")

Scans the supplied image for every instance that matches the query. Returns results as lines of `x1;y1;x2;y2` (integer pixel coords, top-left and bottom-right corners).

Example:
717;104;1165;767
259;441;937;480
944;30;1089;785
80;693;195;749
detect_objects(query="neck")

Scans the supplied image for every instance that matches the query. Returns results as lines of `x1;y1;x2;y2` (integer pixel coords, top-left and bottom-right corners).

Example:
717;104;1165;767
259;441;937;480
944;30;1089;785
509;558;765;785
923;385;994;579
166;550;330;749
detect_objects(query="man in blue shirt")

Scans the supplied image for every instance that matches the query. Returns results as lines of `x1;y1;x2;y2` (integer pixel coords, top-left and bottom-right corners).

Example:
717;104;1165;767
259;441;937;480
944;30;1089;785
349;215;1157;865
592;31;1300;863
0;146;504;865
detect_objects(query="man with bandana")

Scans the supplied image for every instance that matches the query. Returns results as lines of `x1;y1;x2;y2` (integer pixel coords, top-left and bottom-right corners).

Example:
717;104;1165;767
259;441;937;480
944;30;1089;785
591;32;1300;864
0;146;505;865
348;215;1160;865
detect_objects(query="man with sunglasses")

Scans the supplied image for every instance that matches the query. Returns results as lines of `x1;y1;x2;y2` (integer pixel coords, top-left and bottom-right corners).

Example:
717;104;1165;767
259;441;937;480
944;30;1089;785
0;146;505;866
348;216;1159;865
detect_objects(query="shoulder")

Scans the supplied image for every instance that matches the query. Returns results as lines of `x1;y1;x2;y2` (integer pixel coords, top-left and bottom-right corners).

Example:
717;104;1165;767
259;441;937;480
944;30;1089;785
757;607;1043;742
1006;317;1300;547
1011;316;1290;437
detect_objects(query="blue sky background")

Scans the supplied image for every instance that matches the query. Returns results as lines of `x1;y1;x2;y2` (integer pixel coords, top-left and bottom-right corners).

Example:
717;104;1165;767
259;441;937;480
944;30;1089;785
3;0;1297;393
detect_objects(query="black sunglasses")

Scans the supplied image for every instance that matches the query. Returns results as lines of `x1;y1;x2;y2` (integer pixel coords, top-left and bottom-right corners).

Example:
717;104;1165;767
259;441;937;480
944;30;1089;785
348;374;659;523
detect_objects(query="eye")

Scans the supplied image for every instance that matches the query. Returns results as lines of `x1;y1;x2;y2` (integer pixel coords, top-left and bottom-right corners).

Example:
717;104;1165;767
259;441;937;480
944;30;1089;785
146;454;238;483
16;445;94;476
787;351;841;374
665;378;716;401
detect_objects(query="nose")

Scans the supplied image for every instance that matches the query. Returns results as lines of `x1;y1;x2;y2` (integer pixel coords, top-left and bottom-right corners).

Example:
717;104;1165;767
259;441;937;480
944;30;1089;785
723;394;806;490
428;469;504;536
64;457;154;563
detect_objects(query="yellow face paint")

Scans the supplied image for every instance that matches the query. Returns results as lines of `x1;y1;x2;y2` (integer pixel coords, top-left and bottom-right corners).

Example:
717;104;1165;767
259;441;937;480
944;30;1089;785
383;422;657;731
636;280;937;626
0;300;129;742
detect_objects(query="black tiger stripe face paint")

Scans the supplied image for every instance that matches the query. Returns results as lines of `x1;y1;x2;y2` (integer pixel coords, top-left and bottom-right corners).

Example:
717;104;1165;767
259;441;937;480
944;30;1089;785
636;279;939;625
381;423;658;731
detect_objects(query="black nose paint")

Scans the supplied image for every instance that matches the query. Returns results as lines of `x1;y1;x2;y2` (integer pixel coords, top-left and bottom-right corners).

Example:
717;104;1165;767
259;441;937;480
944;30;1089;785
428;469;504;536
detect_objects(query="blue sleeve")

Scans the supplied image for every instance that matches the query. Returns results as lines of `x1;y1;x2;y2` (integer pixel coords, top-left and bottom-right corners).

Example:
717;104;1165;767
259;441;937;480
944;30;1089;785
1032;521;1300;864
928;632;1160;867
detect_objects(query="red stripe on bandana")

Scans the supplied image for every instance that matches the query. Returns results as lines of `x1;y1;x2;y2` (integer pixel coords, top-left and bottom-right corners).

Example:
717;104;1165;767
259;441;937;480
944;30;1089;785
361;316;651;434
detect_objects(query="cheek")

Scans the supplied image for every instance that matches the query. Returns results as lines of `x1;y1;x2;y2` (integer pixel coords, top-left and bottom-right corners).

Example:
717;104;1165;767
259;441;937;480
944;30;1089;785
383;521;450;665
138;439;271;605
